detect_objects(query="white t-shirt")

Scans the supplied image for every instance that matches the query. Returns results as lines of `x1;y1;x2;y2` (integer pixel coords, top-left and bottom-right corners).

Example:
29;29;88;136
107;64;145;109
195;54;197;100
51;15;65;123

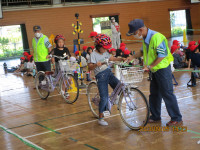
27;62;35;70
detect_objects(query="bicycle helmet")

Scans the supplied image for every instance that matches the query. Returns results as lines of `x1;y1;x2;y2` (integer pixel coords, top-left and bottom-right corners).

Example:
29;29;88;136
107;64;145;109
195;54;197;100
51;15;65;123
54;35;65;43
95;34;112;49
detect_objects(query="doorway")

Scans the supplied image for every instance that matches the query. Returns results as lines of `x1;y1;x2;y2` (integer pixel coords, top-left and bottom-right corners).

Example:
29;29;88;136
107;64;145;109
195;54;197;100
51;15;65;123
170;10;187;37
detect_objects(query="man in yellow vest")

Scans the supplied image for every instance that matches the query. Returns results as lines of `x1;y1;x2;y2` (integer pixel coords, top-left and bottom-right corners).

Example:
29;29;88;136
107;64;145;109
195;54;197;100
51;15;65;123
126;19;182;127
32;25;52;72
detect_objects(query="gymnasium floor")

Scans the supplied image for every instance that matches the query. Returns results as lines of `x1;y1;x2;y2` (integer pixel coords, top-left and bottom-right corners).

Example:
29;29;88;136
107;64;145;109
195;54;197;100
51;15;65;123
0;36;200;150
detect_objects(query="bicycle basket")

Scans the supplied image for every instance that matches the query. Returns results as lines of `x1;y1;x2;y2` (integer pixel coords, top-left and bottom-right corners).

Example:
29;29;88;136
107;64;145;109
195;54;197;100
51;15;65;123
59;60;78;72
119;67;144;84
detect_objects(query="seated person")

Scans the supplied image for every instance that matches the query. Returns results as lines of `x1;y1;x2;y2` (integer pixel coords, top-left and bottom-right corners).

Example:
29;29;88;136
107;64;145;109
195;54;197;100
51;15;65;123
171;45;187;69
188;45;200;69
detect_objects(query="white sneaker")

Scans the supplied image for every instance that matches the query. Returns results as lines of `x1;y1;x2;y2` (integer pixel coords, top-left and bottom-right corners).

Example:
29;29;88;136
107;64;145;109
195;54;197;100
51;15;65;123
98;119;108;126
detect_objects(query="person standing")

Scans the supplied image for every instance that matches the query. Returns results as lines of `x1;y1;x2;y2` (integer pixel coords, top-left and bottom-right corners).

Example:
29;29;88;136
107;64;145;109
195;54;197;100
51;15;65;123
126;19;183;127
32;25;52;73
111;17;121;49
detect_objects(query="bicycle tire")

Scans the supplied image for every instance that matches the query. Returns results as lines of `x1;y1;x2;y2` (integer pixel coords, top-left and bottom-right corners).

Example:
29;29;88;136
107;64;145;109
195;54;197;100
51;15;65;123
35;71;50;100
87;81;99;118
59;74;79;104
118;87;149;130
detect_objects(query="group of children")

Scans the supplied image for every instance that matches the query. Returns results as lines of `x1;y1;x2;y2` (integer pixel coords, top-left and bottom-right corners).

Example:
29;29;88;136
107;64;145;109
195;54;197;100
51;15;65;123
171;39;200;69
14;52;35;76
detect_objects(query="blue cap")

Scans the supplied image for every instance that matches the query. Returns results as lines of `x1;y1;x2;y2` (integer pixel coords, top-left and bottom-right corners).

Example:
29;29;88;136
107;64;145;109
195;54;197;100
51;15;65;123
33;25;41;32
126;19;144;36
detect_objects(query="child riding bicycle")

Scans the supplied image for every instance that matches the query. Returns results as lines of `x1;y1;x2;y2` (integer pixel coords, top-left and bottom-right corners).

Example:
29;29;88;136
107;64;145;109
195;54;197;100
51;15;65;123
88;34;124;126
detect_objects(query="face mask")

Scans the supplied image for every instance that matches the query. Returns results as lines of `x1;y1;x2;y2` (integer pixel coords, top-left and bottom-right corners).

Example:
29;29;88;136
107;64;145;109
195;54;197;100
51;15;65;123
35;33;41;38
133;33;143;39
112;19;115;23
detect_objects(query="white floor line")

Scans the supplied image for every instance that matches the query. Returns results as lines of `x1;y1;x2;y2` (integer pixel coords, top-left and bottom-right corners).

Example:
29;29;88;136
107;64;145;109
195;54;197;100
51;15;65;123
0;124;44;150
24;114;120;139
25;92;200;139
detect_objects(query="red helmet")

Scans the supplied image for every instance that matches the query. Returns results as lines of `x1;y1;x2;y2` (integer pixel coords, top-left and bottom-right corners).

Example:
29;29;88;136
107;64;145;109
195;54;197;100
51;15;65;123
54;35;65;43
82;46;88;51
20;57;25;60
27;55;33;61
124;50;131;55
171;45;178;54
89;31;98;38
95;34;112;49
75;51;79;56
23;52;29;56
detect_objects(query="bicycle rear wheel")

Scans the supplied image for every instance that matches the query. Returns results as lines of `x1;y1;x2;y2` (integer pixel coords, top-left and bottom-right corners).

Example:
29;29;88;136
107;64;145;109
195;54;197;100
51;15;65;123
35;71;50;100
87;82;99;118
118;87;149;130
60;74;79;104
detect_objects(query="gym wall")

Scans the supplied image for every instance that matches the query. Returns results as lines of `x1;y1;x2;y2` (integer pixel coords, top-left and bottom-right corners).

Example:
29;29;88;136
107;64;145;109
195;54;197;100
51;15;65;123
0;0;199;52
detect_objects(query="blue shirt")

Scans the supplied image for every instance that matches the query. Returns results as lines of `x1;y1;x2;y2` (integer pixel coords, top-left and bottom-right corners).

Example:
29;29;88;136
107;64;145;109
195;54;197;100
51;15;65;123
141;29;167;58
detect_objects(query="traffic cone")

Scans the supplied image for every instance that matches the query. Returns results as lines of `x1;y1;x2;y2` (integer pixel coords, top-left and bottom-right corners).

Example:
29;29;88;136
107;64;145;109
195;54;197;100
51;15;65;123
183;29;188;44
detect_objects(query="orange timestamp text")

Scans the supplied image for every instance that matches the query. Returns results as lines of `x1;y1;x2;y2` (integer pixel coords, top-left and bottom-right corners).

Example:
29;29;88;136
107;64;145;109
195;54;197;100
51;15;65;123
139;126;187;132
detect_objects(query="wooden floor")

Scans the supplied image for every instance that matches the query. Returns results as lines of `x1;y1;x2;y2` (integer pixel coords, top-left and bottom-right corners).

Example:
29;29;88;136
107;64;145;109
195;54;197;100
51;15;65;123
0;36;200;150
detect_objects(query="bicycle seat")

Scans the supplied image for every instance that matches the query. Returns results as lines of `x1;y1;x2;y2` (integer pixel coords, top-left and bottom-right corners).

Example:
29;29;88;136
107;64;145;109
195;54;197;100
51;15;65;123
45;71;54;75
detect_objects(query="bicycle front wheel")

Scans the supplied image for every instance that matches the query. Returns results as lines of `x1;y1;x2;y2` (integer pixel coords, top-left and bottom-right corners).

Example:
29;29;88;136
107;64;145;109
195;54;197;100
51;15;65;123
35;71;50;100
60;74;79;104
118;87;149;130
87;82;99;118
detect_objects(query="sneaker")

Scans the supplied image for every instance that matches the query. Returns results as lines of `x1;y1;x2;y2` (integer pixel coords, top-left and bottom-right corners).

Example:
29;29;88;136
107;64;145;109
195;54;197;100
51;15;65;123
98;119;108;126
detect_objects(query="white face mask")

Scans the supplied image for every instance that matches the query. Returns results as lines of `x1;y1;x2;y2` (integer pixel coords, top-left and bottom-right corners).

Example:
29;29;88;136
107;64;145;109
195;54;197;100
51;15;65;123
133;33;143;39
112;19;115;23
35;33;41;38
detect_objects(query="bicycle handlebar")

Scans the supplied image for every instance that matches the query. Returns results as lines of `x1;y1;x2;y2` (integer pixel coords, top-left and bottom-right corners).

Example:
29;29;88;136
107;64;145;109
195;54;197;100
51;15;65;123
50;55;69;60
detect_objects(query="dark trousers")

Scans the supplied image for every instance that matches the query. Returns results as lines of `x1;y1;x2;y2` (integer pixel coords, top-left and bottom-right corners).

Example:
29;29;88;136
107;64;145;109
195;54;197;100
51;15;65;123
149;65;182;121
35;61;51;72
96;68;120;113
35;61;51;82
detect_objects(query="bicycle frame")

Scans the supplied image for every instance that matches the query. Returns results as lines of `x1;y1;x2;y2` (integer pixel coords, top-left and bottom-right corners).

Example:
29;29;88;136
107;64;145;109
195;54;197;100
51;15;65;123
45;71;70;92
109;82;137;110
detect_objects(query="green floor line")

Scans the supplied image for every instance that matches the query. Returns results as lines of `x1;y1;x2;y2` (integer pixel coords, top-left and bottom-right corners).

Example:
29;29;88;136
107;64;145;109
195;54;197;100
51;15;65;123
84;144;99;150
7;109;91;130
187;130;200;135
69;137;78;142
34;123;61;134
0;125;44;150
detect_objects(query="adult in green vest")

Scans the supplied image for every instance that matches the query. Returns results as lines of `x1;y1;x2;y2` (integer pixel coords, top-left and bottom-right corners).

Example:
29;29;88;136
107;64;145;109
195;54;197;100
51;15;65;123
126;19;182;127
32;25;52;72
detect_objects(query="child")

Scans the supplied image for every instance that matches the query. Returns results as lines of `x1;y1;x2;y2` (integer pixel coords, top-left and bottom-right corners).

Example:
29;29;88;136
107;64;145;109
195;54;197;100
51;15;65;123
188;45;200;69
88;34;124;126
86;47;93;60
187;45;200;87
171;45;186;69
123;49;131;58
89;31;98;41
82;46;88;59
116;49;123;58
86;47;93;81
47;35;71;75
172;40;184;57
75;51;87;67
27;55;36;76
15;57;26;73
110;48;116;57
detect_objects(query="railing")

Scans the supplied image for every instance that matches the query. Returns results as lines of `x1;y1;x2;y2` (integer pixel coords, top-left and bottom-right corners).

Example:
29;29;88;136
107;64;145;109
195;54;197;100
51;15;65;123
2;0;158;7
2;0;53;6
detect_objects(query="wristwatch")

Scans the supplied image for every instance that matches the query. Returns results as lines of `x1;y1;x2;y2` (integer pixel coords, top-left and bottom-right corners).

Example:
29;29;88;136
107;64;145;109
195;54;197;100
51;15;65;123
147;65;150;69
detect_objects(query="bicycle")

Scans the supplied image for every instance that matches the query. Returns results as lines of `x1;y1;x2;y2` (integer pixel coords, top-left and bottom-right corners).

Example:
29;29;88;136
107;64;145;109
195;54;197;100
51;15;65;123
35;55;79;104
87;62;149;130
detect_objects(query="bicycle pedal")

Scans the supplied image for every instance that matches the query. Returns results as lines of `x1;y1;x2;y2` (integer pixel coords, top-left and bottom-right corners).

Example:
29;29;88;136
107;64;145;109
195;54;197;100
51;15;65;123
103;111;111;117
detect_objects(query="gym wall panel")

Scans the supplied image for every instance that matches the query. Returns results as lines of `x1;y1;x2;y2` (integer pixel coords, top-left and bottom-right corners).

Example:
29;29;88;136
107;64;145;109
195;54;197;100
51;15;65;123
0;0;199;52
